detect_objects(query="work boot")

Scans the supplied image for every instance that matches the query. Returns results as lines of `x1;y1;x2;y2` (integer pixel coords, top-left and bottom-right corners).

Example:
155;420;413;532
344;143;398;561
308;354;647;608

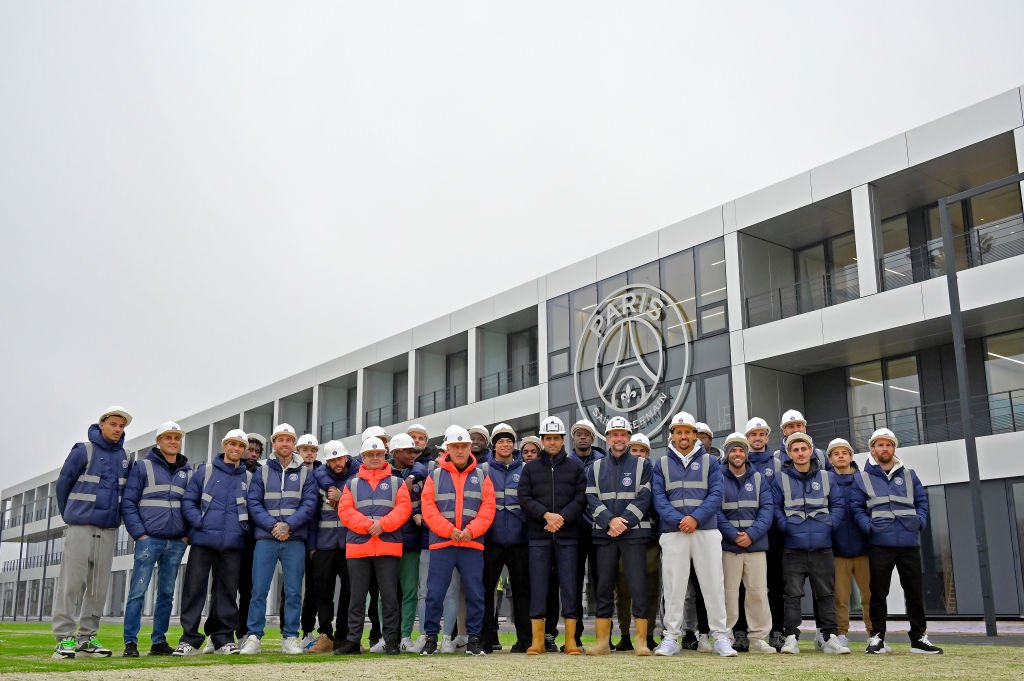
613;633;633;652
526;619;546;655
634;619;652;657
587;618;612;656
563;619;583;655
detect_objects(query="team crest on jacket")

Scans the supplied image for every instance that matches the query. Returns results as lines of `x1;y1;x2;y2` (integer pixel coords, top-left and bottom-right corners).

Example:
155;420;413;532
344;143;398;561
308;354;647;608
895;477;904;486
289;473;298;481
690;462;700;471
380;482;390;490
178;471;187;478
765;468;774;477
744;483;753;491
512;474;520;482
470;476;478;484
811;481;821;491
122;460;128;468
622;476;632;487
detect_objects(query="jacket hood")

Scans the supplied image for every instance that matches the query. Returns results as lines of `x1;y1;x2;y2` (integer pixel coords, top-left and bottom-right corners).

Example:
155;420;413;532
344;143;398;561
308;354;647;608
782;456;822;478
145;446;189;471
268;453;304;471
89;423;124;450
358;462;394;483
489;452;523;471
667;441;704;460
213;453;245;474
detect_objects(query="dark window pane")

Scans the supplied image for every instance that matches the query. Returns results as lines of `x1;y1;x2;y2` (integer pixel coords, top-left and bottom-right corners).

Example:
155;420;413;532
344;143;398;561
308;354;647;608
696;239;727;307
547;295;570;352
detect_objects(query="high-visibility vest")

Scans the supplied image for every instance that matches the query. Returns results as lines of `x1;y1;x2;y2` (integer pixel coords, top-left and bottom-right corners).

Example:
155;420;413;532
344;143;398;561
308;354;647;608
200;462;251;525
588;456;651;531
427;466;485;546
660;451;711;512
778;468;831;523
345;476;401;547
721;471;763;530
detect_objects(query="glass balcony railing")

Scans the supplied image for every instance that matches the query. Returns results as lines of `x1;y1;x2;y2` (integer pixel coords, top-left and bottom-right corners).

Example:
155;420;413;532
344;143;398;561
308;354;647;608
745;266;860;327
478;361;539;401
417;386;464;417
364;403;407;429
319;417;352;442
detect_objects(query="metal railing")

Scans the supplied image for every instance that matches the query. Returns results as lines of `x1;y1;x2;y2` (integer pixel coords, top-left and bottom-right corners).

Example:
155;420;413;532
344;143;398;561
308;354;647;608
364;402;407;428
479;361;539;400
319;417;352;441
745;266;860;327
806;388;1024;453
417;385;463;417
879;213;1024;291
2;553;62;573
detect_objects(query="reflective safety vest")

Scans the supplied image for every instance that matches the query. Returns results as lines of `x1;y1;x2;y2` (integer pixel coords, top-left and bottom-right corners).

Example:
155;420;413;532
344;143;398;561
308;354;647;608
427;466;484;546
779;468;831;522
140;459;190;512
260;463;309;522
721;471;763;530
345;476;401;547
66;441;131;522
202;462;251;524
858;468;917;521
660;451;711;513
588;456;651;532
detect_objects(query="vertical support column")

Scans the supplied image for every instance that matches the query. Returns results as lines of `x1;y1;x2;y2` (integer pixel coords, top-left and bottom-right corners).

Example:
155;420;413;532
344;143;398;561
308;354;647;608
407;350;418;422
1015;126;1024;199
272;399;281;430
730;363;748;433
238;411;246;432
724;231;743;332
310;385;320;442
355;369;365;435
852;183;880;297
467;328;479;404
207;427;215;465
536;300;548;385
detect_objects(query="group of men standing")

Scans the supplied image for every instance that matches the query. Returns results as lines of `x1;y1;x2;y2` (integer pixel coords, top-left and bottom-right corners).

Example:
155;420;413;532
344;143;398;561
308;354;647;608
49;404;942;660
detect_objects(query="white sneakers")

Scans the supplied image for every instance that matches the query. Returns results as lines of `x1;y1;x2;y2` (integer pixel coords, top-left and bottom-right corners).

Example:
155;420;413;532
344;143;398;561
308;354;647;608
239;635;262;655
749;638;777;654
300;632;318;651
653;638;680;656
711;637;738;657
171;643;200;657
440;635;456;653
214;643;240;655
453;635;468;648
281;637;304;655
406;636;427;653
837;634;850;648
780;634;800;654
815;630;825;651
696;633;713;653
203;640;215;654
822;636;852;654
369;639;387;653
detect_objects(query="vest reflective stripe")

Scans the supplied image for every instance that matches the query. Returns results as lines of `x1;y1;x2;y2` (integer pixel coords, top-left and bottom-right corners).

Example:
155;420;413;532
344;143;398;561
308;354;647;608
259;464;308;521
346;476;401;545
592;457;650;529
858;469;918;519
199;463;251;523
68;492;96;502
78;474;101;484
429;467;484;538
490;464;523;513
140;460;189;510
780;470;830;520
661;452;710;508
68;441;131;510
722;472;762;530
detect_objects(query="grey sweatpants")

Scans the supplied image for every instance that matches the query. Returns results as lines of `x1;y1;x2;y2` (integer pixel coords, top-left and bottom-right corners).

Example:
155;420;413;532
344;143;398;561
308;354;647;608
52;524;116;641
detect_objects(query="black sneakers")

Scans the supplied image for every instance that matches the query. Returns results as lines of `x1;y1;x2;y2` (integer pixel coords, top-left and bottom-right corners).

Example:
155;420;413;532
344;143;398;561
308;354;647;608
122;642;139;658
681;631;699;651
466;636;486;656
420;634;438;656
613;634;634;652
334;640;362;655
544;634;558;652
911;636;943;655
865;634;890;655
733;631;749;652
384;640;401;655
769;630;786;652
149;641;174;656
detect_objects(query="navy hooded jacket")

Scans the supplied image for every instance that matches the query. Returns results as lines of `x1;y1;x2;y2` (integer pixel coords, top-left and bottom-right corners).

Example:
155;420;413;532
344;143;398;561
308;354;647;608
182;454;250;551
121;447;190;540
56;424;132;529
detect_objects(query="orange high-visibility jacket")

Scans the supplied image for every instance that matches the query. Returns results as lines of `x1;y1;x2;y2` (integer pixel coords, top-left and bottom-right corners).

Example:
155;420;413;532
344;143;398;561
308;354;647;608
421;454;496;551
337;463;412;558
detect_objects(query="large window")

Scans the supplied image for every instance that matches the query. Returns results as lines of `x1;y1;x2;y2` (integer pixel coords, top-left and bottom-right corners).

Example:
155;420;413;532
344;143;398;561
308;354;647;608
921;487;957;615
985;329;1024;435
847;355;921;450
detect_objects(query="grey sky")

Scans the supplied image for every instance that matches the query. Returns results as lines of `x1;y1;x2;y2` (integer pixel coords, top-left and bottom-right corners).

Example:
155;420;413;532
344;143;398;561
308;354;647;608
2;1;1024;488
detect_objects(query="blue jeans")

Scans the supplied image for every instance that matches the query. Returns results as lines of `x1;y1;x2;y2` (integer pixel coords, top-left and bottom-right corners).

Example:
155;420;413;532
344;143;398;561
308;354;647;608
424;547;484;637
417;551;460;636
247;539;305;639
123;537;187;644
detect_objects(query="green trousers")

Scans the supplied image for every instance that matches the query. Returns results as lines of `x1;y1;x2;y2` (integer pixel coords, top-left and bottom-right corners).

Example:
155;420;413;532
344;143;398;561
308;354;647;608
400;550;421;638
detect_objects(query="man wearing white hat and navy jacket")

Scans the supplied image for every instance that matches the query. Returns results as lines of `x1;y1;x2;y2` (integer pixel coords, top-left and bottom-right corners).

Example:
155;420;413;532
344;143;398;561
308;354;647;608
240;423;319;655
174;429;252;656
235;433;266;644
850;428;942;655
775;410;830;472
294;434;322;649
52;406;133;660
120;421;191;657
568;418;605;649
652;411;736;657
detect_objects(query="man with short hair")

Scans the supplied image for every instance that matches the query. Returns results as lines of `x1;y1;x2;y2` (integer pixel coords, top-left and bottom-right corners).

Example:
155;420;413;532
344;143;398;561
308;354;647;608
388;433;428;652
420;426;497;656
235;434;265;644
717;433;775;654
568;418;604;649
240;423;319;655
52;407;133;660
518;416;587;655
121;421;191;657
408;424;436;465
585;417;653;657
294;434;322;649
652;411;736;657
827;438;872;650
851;428;942;655
775;410;830;471
743;417;782;650
772;432;849;655
695;423;721;460
175;429;252;656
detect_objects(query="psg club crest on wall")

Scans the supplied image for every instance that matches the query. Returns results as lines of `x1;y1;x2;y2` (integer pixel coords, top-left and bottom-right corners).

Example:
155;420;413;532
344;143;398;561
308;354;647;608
573;284;692;442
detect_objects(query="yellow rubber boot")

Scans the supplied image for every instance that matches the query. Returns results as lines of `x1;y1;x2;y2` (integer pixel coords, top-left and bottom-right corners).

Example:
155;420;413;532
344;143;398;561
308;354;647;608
526;619;546;655
634;619;652;656
586;618;612;656
564;618;583;655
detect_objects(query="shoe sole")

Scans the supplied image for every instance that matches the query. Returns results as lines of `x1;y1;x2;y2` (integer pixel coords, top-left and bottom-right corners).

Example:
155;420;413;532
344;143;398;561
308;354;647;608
910;649;942;654
51;653;75;661
75;652;112;658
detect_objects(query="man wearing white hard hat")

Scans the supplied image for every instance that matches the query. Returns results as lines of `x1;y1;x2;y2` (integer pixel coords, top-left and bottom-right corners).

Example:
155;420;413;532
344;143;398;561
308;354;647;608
775;410;829;472
174;429;252;656
585;416;653;657
407;424;436;465
568;418;605;650
695;423;721;460
306;441;359;654
240;424;319;655
235;433;266;644
851;428;942;655
121;421;191;657
468;425;492;461
744;416;783;651
652;411;736;657
52;406;133;660
388;433;429;652
362;425;390;448
293;434;322;650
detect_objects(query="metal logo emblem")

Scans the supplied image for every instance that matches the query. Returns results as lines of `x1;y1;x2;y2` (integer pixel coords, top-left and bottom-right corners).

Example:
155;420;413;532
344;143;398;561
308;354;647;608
573;284;691;441
811;481;821;491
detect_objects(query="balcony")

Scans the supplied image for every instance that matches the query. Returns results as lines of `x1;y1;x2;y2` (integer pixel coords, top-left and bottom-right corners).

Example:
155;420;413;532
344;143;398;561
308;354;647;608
478;361;539;401
364;402;407;429
745;266;859;327
319;417;352;442
417;386;463;418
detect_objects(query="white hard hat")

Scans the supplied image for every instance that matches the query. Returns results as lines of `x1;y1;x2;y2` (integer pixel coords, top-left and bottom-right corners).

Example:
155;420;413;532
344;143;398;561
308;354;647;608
780;409;806;428
322;440;350;461
669;411;698;431
722;432;749;454
437;442;448;452
222;428;249;447
605;416;632;434
389;433;416;452
520;435;542;450
247;433;267;449
490;422;517;443
407;423;429;438
786;432;814;451
695;422;714;437
296;434;319;450
540;416;566;436
99;406;132;426
272;423;297;441
155;421;184;439
444;425;473;447
827;438;854;456
628;433;651;452
468;425;490;441
744;417;771;436
868;428;898;449
571;419;597;439
362;425;388;441
360;436;387;455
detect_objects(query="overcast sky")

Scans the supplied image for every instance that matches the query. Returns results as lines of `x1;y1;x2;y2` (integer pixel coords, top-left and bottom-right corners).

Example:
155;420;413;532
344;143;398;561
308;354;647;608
2;1;1024;495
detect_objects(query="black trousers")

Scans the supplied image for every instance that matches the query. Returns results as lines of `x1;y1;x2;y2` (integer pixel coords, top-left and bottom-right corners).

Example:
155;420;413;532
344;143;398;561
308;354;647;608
367;571;382;641
595;541;646;619
782;547;836;637
312;548;349;641
869;545;927;641
528;540;578;619
766;528;785;633
573;532;598;643
482;542;531;644
346;556;400;645
235;534;256;640
545;562;560;637
179;546;241;648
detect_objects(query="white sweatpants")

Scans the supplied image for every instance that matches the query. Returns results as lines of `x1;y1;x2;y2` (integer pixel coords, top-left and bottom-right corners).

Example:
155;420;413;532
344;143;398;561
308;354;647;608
660;529;728;641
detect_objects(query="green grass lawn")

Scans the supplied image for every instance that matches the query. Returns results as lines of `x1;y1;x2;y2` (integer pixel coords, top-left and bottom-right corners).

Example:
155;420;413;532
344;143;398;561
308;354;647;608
1;622;1022;680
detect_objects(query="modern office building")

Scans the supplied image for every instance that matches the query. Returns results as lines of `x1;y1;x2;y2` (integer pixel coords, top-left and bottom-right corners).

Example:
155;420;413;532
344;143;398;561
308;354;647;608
3;86;1024;622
